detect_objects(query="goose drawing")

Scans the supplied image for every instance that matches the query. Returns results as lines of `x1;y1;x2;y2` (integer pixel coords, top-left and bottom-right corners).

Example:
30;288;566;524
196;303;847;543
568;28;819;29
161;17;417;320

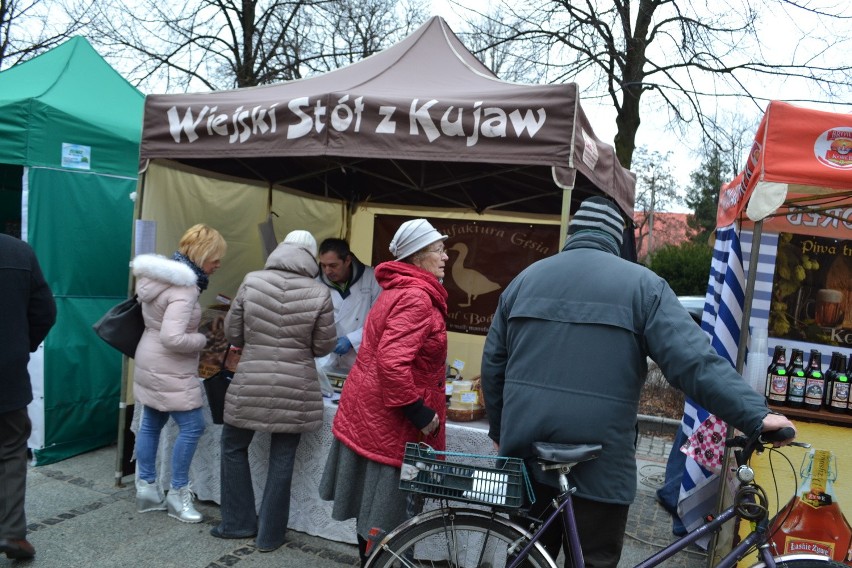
449;243;501;307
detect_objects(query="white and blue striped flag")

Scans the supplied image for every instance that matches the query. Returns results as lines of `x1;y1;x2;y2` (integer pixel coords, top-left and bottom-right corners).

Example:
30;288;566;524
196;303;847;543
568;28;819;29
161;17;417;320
676;223;745;546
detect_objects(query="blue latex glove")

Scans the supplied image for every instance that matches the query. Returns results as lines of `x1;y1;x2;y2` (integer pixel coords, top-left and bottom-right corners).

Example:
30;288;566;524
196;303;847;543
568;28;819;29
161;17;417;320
334;336;352;355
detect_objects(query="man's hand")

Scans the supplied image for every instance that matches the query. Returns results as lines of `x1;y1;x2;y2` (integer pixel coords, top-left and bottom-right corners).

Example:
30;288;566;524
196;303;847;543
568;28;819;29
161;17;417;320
761;412;797;447
334;336;352;355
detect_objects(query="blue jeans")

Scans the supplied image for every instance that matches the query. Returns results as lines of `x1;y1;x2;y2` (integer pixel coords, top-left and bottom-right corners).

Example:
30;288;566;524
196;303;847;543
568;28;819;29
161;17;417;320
656;425;688;536
136;405;205;489
217;424;301;550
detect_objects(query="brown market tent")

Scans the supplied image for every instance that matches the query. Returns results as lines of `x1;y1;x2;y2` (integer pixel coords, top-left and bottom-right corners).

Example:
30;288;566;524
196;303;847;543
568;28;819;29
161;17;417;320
138;16;635;222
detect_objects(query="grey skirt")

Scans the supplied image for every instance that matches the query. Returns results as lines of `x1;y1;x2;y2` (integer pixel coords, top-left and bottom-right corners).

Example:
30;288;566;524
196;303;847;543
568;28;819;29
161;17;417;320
319;437;409;540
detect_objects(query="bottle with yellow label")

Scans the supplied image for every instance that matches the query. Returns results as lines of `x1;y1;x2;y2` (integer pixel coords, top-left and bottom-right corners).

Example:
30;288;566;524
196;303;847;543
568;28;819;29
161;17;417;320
769;448;852;563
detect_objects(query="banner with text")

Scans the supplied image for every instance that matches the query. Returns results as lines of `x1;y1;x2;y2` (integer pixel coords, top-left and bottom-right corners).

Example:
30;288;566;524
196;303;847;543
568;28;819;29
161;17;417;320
373;215;560;335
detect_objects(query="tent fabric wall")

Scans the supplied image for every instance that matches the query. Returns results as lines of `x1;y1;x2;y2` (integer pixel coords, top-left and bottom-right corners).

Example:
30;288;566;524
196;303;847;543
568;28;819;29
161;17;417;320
0;36;144;465
25;167;136;464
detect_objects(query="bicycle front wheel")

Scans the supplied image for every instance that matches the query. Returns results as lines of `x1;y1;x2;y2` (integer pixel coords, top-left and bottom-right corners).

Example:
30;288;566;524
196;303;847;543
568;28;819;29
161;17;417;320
367;508;556;568
748;554;849;568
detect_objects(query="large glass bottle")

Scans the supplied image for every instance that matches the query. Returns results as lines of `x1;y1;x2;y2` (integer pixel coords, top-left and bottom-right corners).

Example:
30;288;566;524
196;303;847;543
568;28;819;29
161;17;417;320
803;349;825;411
766;345;788;407
785;348;806;408
769;449;852;563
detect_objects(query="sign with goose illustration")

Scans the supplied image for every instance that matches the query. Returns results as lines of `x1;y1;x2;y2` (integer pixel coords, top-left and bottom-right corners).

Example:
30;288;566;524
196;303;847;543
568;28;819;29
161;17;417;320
373;215;560;335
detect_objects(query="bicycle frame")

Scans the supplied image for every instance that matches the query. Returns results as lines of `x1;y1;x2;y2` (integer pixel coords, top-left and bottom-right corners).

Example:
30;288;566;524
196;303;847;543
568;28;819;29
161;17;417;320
509;490;781;568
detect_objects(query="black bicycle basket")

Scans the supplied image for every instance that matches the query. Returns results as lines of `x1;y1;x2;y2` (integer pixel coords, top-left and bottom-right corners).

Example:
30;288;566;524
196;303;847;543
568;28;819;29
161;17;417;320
399;442;530;509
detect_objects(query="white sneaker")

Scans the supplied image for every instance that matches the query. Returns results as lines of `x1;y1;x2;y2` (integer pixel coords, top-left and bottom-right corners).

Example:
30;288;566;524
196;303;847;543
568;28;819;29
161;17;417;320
136;478;166;513
166;486;202;523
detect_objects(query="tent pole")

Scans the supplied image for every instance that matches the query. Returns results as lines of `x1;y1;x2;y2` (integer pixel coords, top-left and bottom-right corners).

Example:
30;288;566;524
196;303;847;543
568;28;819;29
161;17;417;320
707;219;763;566
559;185;574;249
115;171;147;488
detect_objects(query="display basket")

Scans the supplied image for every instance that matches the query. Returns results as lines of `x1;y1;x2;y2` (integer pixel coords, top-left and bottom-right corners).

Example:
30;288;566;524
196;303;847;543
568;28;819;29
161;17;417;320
399;442;530;510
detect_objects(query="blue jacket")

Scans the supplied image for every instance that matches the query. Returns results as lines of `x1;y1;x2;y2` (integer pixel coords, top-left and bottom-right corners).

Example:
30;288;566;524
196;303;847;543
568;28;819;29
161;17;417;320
481;231;768;504
0;234;56;414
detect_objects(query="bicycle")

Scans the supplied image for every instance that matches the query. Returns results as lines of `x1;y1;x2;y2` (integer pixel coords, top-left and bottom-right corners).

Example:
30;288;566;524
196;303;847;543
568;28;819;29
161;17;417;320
366;428;848;568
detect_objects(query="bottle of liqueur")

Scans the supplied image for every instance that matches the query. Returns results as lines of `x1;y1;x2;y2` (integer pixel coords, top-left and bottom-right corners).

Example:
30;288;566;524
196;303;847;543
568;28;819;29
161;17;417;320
768;449;852;563
766;345;788;407
827;354;849;414
803;349;825;411
785;348;806;408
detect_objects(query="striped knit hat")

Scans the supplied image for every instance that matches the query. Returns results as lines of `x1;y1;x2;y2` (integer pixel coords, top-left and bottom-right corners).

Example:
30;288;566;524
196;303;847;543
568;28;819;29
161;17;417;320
567;196;625;247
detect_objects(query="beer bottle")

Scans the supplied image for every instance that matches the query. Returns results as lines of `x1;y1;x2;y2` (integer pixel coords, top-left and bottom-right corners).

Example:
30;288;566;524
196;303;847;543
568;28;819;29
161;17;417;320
822;352;838;409
766;345;788;407
785;348;806;408
827;354;849;414
803;349;824;411
847;354;852;415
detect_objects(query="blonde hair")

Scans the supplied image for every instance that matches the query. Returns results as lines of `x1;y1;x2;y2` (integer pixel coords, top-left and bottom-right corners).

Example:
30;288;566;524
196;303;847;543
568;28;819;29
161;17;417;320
177;224;227;267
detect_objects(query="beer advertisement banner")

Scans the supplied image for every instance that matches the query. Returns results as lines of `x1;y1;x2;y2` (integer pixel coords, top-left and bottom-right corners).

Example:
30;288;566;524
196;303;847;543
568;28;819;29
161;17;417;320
769;232;852;347
372;215;560;335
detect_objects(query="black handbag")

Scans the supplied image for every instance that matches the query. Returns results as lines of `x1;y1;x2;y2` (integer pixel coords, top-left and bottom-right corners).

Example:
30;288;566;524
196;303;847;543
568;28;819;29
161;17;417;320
203;349;232;425
92;295;144;358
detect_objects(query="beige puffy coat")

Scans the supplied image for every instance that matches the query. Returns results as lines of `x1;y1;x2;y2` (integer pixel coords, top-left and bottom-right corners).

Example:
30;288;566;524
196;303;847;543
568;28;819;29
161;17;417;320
223;242;336;433
132;254;206;412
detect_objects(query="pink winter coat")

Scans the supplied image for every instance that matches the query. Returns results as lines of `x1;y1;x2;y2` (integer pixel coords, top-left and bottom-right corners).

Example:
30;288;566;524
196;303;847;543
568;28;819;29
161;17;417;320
332;261;448;468
132;254;207;412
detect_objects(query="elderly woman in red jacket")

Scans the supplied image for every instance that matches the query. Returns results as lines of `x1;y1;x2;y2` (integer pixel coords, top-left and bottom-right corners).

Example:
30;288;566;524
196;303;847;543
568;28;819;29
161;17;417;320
320;218;449;567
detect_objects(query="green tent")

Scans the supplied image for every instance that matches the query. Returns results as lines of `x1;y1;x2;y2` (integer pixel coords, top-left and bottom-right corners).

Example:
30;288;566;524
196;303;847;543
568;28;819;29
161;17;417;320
0;37;144;465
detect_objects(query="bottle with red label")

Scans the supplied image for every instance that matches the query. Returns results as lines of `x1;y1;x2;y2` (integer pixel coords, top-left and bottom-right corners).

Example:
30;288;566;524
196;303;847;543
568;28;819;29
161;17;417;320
769;448;852;563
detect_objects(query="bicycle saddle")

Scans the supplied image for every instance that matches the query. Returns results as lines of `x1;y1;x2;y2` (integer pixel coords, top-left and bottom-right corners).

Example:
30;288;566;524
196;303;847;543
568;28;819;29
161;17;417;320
532;442;602;464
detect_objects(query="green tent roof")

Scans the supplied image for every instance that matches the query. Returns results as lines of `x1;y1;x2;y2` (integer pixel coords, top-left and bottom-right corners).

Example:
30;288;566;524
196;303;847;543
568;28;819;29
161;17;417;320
0;36;144;176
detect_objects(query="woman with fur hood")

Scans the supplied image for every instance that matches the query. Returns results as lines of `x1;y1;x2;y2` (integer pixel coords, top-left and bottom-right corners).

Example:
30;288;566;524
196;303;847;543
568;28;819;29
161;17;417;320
131;224;227;524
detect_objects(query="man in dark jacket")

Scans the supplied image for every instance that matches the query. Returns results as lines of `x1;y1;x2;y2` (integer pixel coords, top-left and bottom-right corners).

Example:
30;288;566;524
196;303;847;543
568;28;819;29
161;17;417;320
0;234;56;559
481;196;796;568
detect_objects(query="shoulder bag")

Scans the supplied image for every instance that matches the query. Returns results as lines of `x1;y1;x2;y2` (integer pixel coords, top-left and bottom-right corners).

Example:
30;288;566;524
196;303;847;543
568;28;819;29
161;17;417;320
92;295;144;358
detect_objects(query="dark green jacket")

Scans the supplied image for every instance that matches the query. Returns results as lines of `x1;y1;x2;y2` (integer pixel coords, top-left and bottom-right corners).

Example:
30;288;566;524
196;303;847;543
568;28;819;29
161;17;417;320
481;231;767;504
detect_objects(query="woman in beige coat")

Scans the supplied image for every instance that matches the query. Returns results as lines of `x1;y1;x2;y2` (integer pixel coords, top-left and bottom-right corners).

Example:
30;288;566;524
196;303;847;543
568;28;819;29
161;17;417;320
132;224;227;524
210;230;335;552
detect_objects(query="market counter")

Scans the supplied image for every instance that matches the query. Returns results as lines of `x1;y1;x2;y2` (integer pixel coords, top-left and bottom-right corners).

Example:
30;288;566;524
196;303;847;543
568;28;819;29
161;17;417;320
131;396;493;544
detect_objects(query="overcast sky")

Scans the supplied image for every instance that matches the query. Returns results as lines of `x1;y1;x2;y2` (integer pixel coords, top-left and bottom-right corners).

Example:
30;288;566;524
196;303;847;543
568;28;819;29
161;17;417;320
429;0;852;211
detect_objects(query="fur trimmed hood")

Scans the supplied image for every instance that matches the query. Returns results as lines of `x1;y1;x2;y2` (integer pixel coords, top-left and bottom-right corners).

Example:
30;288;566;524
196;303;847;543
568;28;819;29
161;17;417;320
132;254;197;287
131;254;198;304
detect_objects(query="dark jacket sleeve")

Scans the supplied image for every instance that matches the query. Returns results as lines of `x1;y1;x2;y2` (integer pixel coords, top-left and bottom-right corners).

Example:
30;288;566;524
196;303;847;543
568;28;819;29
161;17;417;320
643;283;767;437
27;252;56;352
481;292;511;444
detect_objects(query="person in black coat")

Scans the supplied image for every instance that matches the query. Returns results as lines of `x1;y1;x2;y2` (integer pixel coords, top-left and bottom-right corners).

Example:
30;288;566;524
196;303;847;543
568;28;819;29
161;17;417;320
0;234;56;560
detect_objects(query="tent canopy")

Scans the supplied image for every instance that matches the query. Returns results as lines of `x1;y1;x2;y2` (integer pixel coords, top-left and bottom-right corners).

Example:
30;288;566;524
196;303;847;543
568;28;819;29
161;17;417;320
0;37;143;465
140;17;634;218
717;100;852;228
0;36;143;176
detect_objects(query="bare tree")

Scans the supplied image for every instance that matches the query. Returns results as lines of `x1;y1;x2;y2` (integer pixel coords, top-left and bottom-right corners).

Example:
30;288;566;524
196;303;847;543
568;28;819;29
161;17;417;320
455;0;852;169
307;0;428;73
0;0;91;70
684;111;757;241
78;0;427;93
630;146;681;260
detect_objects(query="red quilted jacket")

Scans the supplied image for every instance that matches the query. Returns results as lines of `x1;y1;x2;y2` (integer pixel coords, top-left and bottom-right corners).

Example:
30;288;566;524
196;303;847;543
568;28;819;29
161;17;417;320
332;260;448;467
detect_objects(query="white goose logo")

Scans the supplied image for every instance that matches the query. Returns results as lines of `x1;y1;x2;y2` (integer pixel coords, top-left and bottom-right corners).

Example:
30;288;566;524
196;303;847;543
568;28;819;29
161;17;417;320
448;243;501;308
